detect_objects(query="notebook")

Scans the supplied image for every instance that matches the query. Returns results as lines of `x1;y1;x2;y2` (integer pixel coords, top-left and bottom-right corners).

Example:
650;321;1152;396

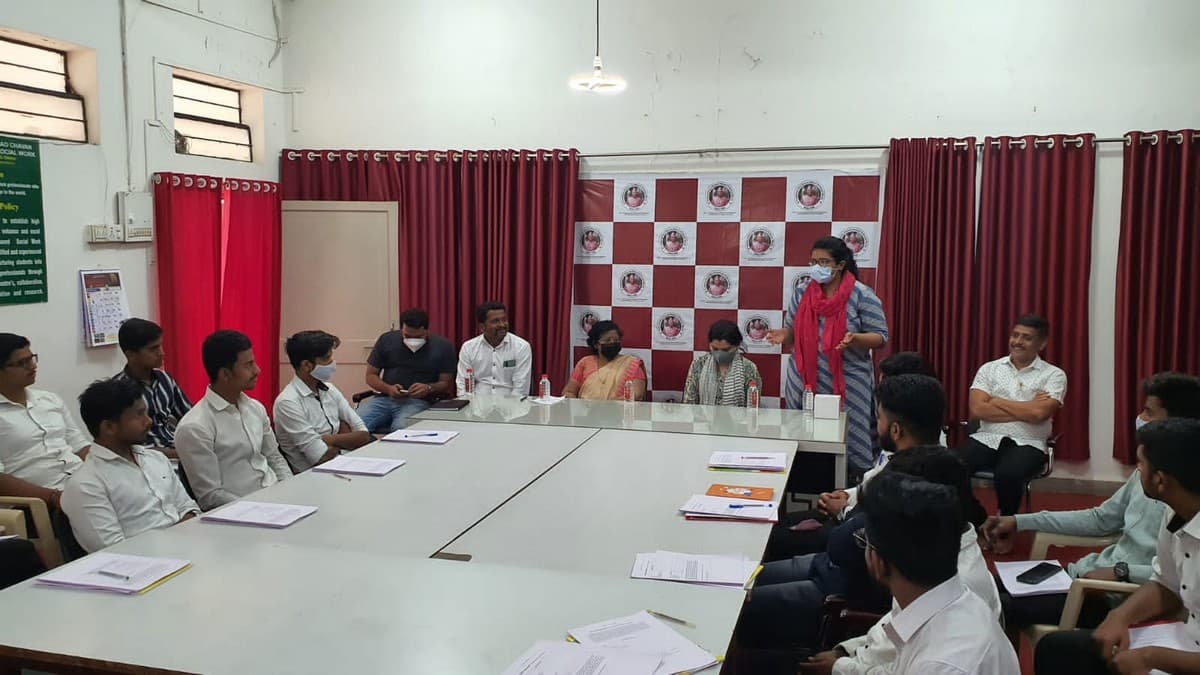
36;552;191;595
312;455;407;476
381;429;459;445
707;451;787;472
678;494;778;522
568;610;718;675
200;501;318;529
705;484;775;501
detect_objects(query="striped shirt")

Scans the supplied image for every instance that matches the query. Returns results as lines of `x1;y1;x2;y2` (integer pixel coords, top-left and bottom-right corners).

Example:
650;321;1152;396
113;368;192;449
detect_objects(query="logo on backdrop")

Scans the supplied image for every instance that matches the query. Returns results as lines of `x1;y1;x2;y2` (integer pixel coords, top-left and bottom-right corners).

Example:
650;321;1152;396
659;227;688;256
657;313;686;342
706;182;735;210
745;227;775;257
792;270;812;296
579;311;600;337
744;315;772;345
841;227;868;257
580;227;604;254
704;272;732;299
622;184;647;209
619;270;646;298
795;180;825;210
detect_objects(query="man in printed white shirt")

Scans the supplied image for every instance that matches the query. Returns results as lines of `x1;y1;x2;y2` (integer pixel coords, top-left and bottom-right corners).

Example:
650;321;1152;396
0;333;91;520
960;314;1067;515
176;330;292;510
455;302;532;397
61;378;199;552
849;471;1017;675
274;330;372;472
1035;418;1200;675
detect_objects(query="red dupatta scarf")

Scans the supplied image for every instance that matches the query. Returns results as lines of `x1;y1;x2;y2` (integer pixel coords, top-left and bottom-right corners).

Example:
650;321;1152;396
793;272;856;396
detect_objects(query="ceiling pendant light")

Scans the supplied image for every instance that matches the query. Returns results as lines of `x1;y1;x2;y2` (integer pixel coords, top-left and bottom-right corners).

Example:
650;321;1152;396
569;0;626;94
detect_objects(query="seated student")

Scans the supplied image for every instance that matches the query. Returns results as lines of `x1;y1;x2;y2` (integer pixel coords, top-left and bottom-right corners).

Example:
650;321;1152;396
1035;418;1200;675
175;330;292;510
800;447;1003;675
358;308;457;433
563;320;646;401
959;314;1067;515
846;471;1018;674
113;318;192;459
60;379;199;553
984;371;1200;632
0;333;90;513
455;302;532;397
878;351;948;446
766;374;946;561
682;320;762;406
274;330;372;472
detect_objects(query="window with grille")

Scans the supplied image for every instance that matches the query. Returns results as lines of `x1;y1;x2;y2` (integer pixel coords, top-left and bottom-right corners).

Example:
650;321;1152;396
0;37;86;143
172;75;252;162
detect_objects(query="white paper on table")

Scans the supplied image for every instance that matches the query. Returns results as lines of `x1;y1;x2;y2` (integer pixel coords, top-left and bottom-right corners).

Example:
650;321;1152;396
707;451;786;471
529;396;565;406
678;495;778;521
993;560;1073;597
36;552;190;594
200;501;318;529
1130;622;1197;675
631;551;757;587
311;455;407;476
380;429;459;445
0;534;18;541
501;640;662;675
568;610;718;675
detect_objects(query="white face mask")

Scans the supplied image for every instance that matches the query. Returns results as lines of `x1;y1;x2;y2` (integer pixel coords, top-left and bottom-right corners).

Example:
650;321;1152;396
1135;415;1149;430
311;361;337;382
404;338;426;352
809;265;835;284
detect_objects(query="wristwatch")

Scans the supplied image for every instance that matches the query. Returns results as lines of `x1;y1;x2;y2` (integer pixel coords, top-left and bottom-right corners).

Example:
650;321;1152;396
1114;562;1130;582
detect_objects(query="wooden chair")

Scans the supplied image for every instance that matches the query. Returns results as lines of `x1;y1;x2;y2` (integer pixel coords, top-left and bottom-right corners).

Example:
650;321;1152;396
0;496;63;568
1022;531;1132;649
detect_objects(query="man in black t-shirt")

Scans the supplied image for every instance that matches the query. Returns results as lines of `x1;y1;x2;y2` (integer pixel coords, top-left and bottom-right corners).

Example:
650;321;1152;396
359;308;457;433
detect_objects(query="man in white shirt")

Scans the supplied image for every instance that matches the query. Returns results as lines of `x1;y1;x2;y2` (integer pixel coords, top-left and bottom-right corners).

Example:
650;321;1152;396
845;471;1018;675
960;314;1067;515
60;378;199;552
0;333;91;513
1035;418;1200;675
455;302;532;397
274;330;372;472
176;330;292;510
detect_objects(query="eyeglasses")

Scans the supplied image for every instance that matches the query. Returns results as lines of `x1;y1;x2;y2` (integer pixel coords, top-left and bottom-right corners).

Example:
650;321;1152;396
852;528;873;551
4;354;37;370
809;257;835;267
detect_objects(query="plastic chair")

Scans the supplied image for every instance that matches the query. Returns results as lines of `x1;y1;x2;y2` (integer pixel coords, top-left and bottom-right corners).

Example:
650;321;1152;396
1021;531;1132;649
817;595;885;649
0;496;63;568
960;420;1056;512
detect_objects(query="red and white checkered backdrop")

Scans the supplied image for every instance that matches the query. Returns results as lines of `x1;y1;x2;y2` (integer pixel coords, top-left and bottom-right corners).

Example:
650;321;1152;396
573;171;882;406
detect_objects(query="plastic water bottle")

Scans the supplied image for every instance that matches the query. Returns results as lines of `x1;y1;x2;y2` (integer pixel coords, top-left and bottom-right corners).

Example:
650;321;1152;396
464;368;474;396
803;385;815;412
624;380;635;403
747;379;760;409
539;373;551;399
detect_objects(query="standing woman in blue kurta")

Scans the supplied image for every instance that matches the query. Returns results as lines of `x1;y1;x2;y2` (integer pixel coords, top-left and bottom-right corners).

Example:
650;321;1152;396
767;236;889;475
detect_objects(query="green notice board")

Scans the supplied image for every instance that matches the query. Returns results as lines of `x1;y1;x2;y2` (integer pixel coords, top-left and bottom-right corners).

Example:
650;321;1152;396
0;135;46;305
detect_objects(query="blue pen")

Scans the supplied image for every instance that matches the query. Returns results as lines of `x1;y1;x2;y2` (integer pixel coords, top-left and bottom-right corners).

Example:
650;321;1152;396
404;433;439;438
728;504;773;509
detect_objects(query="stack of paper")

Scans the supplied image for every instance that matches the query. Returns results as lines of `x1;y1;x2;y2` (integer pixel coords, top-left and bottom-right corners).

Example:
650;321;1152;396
200;501;318;529
994;560;1073;597
631;550;760;588
707;451;787;473
381;429;459;445
312;455;407;476
679;494;779;522
502;640;661;675
568;610;718;675
36;552;190;595
1130;622;1196;675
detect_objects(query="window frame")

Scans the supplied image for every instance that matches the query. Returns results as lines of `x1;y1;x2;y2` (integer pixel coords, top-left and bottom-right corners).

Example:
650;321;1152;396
171;73;253;163
0;36;87;144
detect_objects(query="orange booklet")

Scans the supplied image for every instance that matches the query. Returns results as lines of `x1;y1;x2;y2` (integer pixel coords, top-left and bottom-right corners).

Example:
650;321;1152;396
706;484;776;501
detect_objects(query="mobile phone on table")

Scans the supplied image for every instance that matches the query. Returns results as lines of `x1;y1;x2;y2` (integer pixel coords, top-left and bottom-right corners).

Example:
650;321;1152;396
1016;562;1063;585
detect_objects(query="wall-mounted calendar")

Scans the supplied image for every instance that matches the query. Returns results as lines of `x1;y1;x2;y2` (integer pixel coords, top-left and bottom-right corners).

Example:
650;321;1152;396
80;269;131;347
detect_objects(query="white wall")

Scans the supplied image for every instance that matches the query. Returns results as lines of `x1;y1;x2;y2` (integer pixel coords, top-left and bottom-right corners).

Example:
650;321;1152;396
280;0;1200;460
0;0;290;406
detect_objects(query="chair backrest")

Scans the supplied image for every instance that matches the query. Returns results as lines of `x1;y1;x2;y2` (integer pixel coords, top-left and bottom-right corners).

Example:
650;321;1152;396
0;497;63;568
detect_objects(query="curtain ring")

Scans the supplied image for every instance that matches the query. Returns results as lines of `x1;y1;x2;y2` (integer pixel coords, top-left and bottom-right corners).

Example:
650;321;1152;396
433;152;445;162
393;152;405;161
253;182;262;192
241;181;250;191
271;183;278;193
1169;133;1184;144
306;151;319;161
482;153;489;161
373;152;385;161
183;176;193;187
286;151;299;160
326;151;340;160
414;153;425;162
172;175;180;186
153;174;163;185
229;180;238;191
211;179;219;189
197;178;207;188
1045;137;1055;149
346;151;358;160
1149;135;1159;145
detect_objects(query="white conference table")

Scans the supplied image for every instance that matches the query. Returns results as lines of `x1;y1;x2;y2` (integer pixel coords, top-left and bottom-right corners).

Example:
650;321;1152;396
0;528;743;675
439;428;793;575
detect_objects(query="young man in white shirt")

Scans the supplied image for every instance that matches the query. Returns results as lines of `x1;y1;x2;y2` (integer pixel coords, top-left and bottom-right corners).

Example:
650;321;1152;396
60;378;199;553
274;330;372;472
175;330;292;510
455;302;532;397
0;333;91;513
960;314;1067;515
1035;418;1200;675
851;471;1017;675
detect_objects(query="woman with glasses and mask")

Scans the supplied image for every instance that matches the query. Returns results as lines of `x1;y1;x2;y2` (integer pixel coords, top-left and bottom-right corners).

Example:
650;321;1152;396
563;320;646;401
768;236;889;477
682;320;761;406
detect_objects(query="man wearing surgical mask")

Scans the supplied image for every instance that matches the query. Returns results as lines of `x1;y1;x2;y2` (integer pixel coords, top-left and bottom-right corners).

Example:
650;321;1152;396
273;331;372;472
359;308;457;433
982;372;1200;634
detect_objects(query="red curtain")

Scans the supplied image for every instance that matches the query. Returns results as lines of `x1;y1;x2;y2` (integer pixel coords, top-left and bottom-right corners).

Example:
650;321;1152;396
1113;130;1200;462
976;135;1097;460
876;138;978;428
220;179;282;405
280;149;579;391
153;173;222;403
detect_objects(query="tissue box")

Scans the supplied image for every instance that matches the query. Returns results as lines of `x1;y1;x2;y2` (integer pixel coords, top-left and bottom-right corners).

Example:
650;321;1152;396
813;394;841;419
